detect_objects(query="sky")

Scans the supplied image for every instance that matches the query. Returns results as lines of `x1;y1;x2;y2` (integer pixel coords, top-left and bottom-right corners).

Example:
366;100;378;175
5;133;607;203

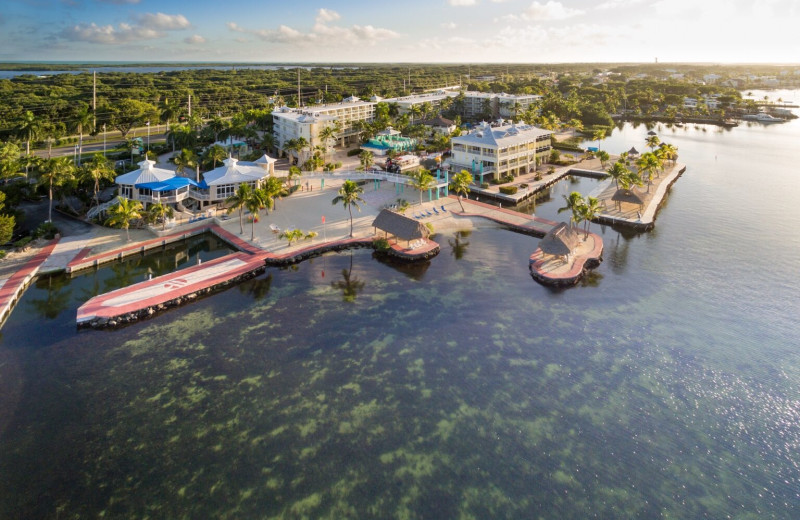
2;0;798;64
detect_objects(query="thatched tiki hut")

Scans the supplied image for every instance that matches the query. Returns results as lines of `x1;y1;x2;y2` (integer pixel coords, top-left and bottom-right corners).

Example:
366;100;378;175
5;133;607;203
627;146;640;159
611;187;646;212
372;209;430;246
538;222;580;263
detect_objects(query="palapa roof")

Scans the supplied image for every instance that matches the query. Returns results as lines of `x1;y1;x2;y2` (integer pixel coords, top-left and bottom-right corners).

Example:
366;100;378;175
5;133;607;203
539;222;580;256
611;187;646;205
372;209;430;240
627;146;640;155
420;116;455;128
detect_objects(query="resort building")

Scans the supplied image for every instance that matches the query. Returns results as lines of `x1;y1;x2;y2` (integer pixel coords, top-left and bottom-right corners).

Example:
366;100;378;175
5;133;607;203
114;155;277;211
192;157;273;208
382;90;541;121
115;159;197;208
272;97;376;155
447;121;553;182
361;127;417;156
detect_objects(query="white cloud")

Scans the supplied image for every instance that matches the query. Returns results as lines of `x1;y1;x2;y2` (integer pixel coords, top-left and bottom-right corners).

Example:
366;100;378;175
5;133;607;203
59;12;191;44
234;12;399;47
441;22;457;29
184;34;206;44
448;0;477;5
137;13;191;30
316;8;341;24
522;1;584;20
596;0;646;9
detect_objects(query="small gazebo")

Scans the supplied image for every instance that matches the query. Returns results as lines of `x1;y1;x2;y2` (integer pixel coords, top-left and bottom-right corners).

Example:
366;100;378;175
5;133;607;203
627;146;640;158
372;209;429;246
538;222;580;262
611;187;646;211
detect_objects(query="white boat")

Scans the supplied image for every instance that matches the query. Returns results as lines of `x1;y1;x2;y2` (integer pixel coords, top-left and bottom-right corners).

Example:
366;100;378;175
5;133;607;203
742;112;785;123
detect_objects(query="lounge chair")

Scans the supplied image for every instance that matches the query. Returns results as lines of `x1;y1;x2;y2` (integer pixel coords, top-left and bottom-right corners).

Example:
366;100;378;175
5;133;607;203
432;207;440;215
270;223;280;233
425;209;433;216
440;205;448;212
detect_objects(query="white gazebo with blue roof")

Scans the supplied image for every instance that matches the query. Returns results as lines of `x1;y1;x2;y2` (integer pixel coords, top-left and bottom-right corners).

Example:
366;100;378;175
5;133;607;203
115;159;198;207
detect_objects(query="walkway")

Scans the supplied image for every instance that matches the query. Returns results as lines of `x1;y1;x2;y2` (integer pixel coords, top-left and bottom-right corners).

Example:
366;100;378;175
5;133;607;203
0;239;60;325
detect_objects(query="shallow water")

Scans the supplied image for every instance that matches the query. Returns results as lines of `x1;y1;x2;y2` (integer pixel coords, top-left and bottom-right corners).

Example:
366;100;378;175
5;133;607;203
1;111;800;518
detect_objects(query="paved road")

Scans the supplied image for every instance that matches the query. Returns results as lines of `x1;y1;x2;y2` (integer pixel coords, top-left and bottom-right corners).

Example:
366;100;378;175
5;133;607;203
35;132;168;161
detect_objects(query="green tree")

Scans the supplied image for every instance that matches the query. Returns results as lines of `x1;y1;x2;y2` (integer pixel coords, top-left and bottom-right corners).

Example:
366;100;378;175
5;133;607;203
331;179;365;237
173;148;198;177
38;156;76;223
246;187;271;240
411;169;435;205
68;104;94;166
592;128;607;150
166;124;197;151
204;144;227;169
109;99;158;139
278;228;305;246
226;183;252;235
287;166;302;189
646;134;661;151
15;111;40;176
147;201;174;231
597;150;610;167
449;169;472;211
580;195;601;238
105;197;143;241
359;150;374;170
0;191;15;244
558;191;585;231
81;153;115;209
606;160;630;189
261;176;284;213
0;142;21;180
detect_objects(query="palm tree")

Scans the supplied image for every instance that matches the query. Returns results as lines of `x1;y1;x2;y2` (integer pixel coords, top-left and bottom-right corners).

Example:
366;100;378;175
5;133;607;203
359;150;374;171
318;124;338;161
278;228;305;246
246;188;271;240
69;104;94;166
411;169;435;205
226;183;252;234
159;97;181;134
38;156;76;222
207;116;230;144
331;179;365;237
166;124;196;151
449;169;472;211
409;104;422;124
287;166;302;189
15;111;40;177
173;148;198;177
261;176;284;213
105;197;143;241
81;153;115;209
205;144;227;169
659;143;678;165
0;142;22;180
558;191;584;231
580;196;601;239
592;128;607;150
606;160;630;189
645;134;660;151
260;133;276;154
636;152;659;190
148;201;174;231
597;150;610;167
282;138;299;163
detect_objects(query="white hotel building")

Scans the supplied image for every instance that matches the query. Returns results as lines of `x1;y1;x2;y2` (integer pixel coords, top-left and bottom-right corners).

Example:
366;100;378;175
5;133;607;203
448;121;553;182
384;90;541;120
272;96;376;155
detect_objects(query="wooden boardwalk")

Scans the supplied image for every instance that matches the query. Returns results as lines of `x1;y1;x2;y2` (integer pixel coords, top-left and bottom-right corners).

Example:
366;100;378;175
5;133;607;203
0;239;60;326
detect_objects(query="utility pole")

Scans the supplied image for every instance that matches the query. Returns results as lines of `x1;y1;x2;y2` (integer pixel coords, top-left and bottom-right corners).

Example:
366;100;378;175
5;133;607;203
188;94;192;117
297;68;301;107
102;124;106;157
92;71;97;129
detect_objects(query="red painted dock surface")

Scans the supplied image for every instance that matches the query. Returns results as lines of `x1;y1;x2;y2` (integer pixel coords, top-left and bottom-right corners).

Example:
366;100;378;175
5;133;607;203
76;251;267;325
0;239;59;324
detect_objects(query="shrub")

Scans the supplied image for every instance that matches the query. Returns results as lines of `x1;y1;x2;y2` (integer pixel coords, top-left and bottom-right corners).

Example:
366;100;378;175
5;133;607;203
373;237;390;251
14;236;32;250
480;182;490;189
0;250;6;260
347;149;361;157
519;183;529;188
425;222;434;234
501;175;514;184
34;221;59;239
499;186;518;195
